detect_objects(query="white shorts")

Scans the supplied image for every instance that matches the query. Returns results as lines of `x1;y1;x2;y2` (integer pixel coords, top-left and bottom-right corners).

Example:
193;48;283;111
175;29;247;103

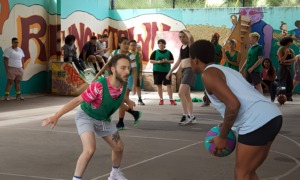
75;108;118;137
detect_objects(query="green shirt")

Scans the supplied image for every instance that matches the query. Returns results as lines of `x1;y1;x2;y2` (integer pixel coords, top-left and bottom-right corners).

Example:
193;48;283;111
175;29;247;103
153;50;171;72
224;50;239;71
246;45;263;73
135;52;141;77
214;44;222;64
80;77;126;121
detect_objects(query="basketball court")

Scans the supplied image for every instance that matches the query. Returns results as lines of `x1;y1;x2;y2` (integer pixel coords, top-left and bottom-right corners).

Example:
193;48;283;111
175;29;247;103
0;92;299;180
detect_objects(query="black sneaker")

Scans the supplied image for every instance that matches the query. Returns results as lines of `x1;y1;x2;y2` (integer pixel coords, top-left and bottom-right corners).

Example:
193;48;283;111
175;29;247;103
287;97;293;101
178;115;186;125
132;111;141;126
138;99;145;105
116;121;125;131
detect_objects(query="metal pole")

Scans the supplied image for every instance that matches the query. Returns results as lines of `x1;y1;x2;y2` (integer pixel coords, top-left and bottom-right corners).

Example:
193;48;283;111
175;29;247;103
242;0;245;7
173;0;175;8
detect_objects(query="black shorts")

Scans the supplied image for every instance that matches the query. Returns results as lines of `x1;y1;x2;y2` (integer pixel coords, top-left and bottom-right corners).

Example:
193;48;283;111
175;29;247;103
246;71;261;86
238;115;282;146
153;71;171;85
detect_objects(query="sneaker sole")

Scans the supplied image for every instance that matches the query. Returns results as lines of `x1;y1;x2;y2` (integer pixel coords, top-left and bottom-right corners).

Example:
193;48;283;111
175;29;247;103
117;127;125;131
134;111;142;126
179;119;193;126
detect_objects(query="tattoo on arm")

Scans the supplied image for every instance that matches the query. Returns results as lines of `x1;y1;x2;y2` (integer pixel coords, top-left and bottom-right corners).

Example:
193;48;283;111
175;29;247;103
112;132;121;144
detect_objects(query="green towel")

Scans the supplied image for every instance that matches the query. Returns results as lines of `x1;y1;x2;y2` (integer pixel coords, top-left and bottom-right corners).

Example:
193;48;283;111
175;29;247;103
174;97;203;103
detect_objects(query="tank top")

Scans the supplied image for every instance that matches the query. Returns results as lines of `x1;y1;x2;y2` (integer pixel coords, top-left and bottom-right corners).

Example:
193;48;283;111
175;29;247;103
80;77;127;121
205;64;282;134
180;45;189;59
224;50;239;71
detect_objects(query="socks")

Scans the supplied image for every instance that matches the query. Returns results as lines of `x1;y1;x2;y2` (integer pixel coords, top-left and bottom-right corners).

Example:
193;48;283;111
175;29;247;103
138;97;142;101
5;92;9;96
16;91;21;95
73;176;82;180
127;109;134;115
119;118;124;123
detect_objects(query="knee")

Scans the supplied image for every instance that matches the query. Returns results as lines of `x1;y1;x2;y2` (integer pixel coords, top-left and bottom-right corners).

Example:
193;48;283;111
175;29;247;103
112;143;124;153
7;80;13;85
82;147;96;158
234;166;254;180
178;90;184;97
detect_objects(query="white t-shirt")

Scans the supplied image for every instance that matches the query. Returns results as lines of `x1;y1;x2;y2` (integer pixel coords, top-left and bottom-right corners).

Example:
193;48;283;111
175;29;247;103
3;47;25;68
96;40;106;56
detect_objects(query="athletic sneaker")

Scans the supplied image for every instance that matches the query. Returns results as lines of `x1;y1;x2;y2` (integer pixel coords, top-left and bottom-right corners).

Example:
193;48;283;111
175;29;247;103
16;94;24;100
132;111;141;126
159;99;164;105
116;121;125;131
201;102;209;107
178;115;187;125
4;95;9;101
138;99;145;105
180;115;193;125
170;99;177;105
190;115;196;124
108;169;128;180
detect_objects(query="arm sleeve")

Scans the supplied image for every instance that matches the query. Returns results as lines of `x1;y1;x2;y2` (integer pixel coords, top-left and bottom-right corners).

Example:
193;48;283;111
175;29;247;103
150;51;156;60
81;82;103;103
3;49;10;58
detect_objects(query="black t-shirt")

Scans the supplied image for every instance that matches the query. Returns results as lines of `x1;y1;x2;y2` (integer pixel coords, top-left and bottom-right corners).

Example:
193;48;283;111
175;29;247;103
150;50;174;60
79;42;96;59
180;45;189;59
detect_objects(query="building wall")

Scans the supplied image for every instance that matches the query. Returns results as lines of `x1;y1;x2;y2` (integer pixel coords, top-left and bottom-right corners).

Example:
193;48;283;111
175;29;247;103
1;1;300;95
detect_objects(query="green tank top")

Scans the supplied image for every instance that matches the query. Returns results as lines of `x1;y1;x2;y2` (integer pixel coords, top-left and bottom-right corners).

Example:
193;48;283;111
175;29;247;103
80;77;127;121
224;50;239;71
153;50;171;72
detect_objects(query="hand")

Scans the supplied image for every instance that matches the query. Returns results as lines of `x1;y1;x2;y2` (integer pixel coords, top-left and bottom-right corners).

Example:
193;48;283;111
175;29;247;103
247;68;253;74
166;72;171;80
42;115;59;129
127;100;136;110
285;48;291;55
209;136;228;156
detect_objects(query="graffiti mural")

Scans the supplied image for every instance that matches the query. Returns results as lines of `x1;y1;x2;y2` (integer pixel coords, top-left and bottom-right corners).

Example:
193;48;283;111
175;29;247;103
61;12;185;62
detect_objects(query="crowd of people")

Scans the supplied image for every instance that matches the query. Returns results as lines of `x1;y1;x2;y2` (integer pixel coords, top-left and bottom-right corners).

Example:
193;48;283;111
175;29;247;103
3;28;298;180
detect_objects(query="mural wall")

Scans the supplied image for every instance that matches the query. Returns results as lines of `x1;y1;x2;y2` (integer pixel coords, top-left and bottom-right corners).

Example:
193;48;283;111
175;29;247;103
1;0;300;95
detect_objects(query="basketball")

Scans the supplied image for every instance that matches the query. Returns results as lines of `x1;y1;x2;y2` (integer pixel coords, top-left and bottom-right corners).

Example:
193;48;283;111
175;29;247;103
205;126;236;157
277;94;287;105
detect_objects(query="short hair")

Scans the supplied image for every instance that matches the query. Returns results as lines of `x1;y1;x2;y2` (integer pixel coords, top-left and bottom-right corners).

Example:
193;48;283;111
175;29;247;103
157;39;166;45
64;35;73;44
280;37;293;46
190;40;215;64
118;37;128;44
101;34;108;38
228;39;236;47
249;32;260;40
129;40;137;44
12;37;18;42
90;36;97;40
108;54;130;73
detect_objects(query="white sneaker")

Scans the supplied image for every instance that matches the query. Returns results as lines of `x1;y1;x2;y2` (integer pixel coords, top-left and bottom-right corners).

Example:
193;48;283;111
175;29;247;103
180;115;193;125
108;169;128;180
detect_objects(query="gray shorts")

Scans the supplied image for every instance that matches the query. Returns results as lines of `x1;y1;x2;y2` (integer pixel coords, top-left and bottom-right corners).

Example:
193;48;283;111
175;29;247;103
181;67;196;87
75;109;118;137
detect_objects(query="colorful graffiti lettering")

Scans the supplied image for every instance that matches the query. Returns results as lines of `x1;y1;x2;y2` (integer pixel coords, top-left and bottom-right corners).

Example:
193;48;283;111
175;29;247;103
0;0;9;35
52;79;72;95
18;15;61;64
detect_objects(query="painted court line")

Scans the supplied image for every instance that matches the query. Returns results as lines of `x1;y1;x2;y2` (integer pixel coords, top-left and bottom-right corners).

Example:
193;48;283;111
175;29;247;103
0;127;195;142
0;172;65;180
90;141;203;180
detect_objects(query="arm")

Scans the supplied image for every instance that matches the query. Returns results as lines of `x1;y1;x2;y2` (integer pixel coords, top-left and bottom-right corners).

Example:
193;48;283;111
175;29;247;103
203;68;240;156
226;52;240;67
42;96;84;128
21;57;25;69
239;59;247;73
277;48;290;64
269;67;277;82
248;56;263;73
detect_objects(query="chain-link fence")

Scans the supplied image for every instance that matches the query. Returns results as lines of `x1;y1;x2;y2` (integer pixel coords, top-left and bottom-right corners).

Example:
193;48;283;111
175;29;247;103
111;0;300;9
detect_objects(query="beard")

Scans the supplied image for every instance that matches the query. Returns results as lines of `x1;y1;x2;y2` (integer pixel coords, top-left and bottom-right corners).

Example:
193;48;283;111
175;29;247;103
115;70;128;83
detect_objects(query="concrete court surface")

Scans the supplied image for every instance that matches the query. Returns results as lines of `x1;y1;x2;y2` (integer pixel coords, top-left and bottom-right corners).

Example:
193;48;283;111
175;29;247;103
0;91;299;180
